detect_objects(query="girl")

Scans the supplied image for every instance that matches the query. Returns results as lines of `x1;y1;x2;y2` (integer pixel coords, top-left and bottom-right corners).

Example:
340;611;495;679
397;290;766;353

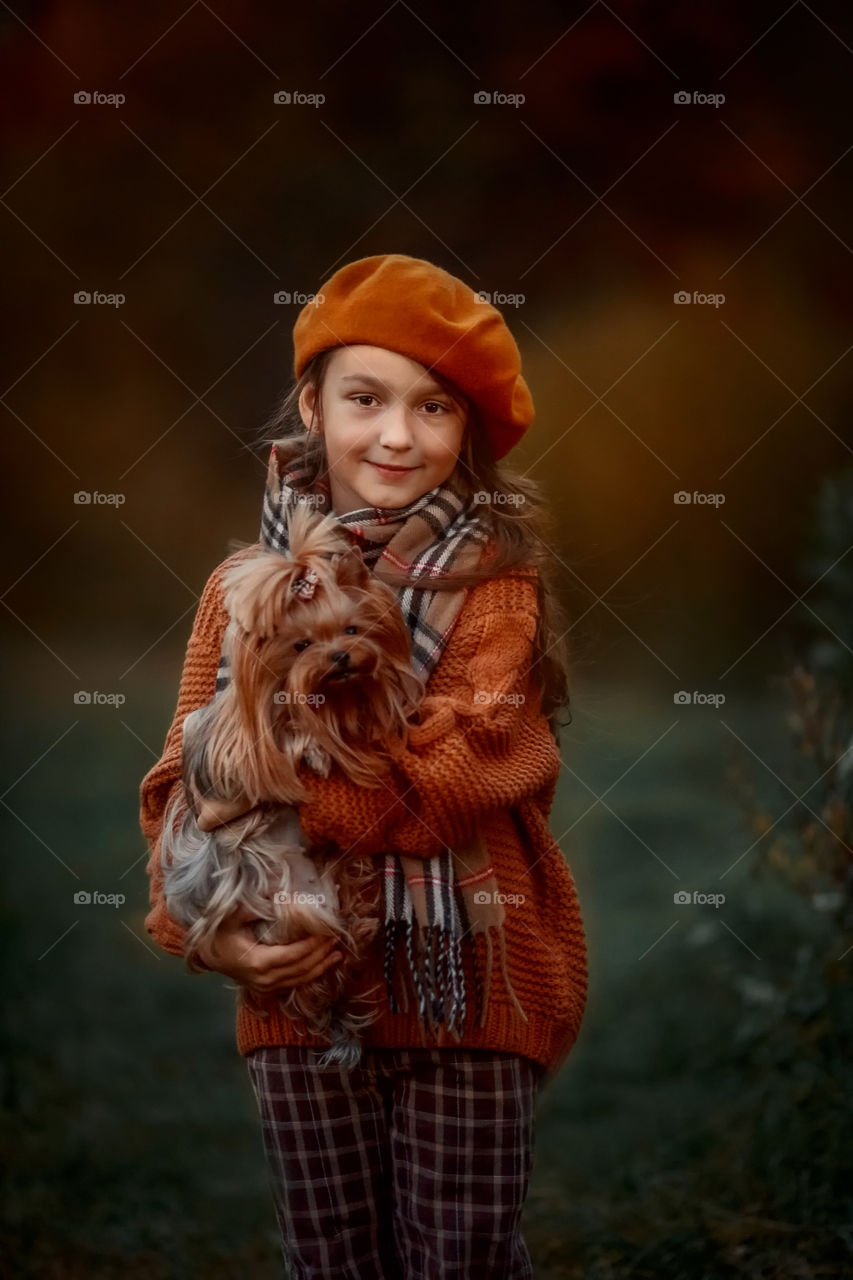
139;253;588;1279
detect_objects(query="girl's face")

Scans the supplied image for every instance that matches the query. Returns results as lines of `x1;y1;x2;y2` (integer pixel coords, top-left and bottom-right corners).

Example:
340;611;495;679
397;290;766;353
298;345;467;514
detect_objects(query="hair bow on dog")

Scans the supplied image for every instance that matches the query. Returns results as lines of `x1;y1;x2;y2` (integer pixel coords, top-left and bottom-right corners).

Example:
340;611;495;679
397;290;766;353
290;566;320;600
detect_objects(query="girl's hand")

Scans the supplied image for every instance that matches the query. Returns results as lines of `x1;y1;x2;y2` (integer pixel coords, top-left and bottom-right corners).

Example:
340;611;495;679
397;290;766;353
195;793;254;831
196;903;343;992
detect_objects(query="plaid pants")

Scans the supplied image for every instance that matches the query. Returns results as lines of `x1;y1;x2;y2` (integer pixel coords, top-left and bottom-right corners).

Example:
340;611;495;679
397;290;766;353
246;1045;545;1279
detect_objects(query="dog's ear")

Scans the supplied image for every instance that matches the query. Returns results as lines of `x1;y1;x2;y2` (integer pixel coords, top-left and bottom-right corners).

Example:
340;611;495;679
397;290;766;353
331;545;370;588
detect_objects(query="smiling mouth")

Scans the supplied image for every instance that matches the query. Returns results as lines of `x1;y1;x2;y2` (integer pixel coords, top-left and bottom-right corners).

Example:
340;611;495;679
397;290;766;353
368;461;417;473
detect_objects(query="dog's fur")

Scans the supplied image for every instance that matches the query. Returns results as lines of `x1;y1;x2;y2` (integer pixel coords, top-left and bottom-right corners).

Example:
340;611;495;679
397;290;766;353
160;504;424;1066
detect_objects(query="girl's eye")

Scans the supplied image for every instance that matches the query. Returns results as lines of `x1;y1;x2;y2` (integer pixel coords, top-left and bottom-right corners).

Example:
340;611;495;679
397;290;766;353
293;639;312;652
351;394;449;414
343;625;358;635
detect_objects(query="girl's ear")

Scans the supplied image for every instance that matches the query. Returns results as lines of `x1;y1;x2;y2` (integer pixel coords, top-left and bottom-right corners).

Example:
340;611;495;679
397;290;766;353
298;382;321;433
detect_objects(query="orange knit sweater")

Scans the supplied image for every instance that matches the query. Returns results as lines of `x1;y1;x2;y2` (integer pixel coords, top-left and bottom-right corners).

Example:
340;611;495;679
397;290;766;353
139;545;588;1077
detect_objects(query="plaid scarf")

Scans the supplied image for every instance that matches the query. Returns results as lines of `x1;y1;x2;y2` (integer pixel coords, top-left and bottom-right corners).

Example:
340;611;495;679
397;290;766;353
215;437;528;1040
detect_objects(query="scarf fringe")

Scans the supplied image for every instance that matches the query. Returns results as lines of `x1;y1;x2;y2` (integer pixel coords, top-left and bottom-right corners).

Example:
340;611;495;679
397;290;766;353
482;926;529;1028
383;919;468;1040
382;917;527;1037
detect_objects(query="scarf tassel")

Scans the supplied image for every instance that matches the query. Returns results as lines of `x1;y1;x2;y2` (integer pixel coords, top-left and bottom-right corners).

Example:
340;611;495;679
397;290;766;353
386;919;468;1041
477;926;529;1029
382;914;527;1037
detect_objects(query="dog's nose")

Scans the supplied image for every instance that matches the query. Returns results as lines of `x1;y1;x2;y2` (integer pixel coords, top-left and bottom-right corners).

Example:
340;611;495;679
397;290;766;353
330;650;350;666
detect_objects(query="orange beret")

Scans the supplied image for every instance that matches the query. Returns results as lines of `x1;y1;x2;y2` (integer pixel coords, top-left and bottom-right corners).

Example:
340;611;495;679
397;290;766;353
291;253;534;461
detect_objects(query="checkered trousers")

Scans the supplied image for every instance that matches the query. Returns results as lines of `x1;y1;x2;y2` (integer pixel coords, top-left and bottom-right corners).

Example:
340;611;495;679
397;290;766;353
245;1045;545;1279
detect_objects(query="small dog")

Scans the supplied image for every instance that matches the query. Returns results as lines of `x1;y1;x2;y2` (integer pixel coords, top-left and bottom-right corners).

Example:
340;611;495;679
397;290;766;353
160;504;424;1066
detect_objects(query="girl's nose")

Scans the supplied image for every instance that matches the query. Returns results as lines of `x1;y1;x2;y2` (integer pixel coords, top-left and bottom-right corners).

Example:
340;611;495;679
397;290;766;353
377;405;416;448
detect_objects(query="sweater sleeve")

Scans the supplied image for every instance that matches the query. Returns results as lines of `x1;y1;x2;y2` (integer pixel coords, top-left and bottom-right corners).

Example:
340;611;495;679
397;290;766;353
138;559;233;957
296;575;563;860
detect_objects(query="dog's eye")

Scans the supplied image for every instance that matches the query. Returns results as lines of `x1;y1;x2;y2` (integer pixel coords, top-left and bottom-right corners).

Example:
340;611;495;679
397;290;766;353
343;625;358;635
293;639;312;652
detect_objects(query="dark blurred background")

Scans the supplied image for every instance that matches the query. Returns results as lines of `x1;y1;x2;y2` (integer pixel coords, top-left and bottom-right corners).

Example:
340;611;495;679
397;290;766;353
2;2;852;1276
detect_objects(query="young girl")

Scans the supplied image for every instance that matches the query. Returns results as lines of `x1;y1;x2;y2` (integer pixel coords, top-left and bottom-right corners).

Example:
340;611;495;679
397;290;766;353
139;253;588;1279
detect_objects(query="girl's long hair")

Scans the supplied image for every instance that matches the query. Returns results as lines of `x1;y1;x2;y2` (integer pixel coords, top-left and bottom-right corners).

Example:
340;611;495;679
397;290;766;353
249;349;573;740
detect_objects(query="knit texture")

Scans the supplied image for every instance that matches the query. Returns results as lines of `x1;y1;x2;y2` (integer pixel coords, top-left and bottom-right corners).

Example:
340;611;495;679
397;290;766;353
139;547;589;1077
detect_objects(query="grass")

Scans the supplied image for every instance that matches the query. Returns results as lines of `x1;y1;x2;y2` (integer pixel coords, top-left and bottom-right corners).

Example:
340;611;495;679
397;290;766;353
1;660;850;1277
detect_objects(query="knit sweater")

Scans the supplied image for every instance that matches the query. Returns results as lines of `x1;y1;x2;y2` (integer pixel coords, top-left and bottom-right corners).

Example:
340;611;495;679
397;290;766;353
139;544;588;1077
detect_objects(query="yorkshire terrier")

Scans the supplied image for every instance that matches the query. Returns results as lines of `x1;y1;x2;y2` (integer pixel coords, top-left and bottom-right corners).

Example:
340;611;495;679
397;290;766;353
160;503;424;1067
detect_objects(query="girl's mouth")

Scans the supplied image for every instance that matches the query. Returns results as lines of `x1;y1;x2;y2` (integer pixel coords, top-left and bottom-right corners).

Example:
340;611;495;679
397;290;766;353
368;461;417;477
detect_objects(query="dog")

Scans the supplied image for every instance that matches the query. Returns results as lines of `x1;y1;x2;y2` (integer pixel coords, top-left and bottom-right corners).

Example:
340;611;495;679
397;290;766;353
160;503;424;1067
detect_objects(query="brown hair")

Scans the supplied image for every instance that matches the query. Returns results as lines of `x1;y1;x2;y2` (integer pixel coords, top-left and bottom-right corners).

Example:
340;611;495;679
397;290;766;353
250;349;573;738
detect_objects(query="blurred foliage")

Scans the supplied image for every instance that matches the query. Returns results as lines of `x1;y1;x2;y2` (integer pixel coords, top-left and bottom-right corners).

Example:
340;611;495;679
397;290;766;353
800;469;853;689
707;467;853;1278
728;467;853;948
